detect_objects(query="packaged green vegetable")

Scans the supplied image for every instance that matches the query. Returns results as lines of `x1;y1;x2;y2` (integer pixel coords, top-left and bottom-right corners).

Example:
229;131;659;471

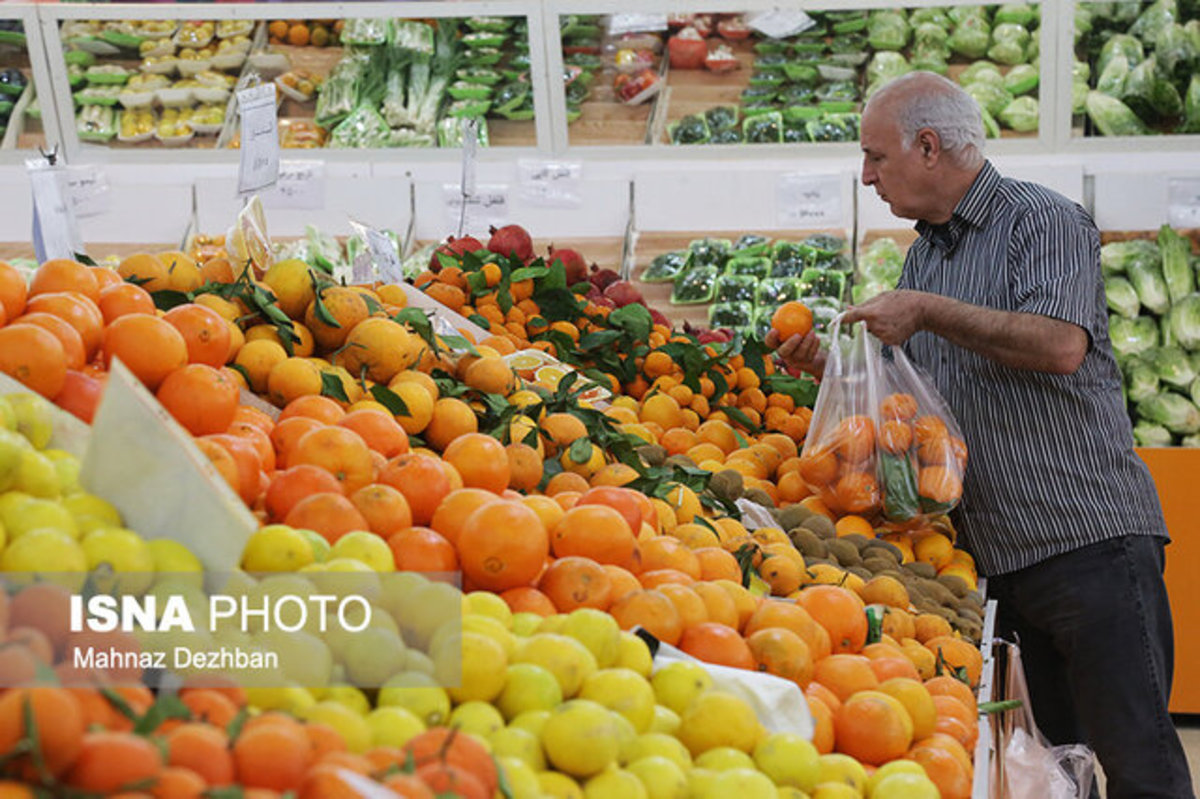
709;302;755;331
1159;225;1194;305
756;277;803;306
1098;34;1144;78
340;18;389;46
689;238;733;268
879;453;921;522
958;60;1002;85
999;96;1039;132
448;82;492;101
705;105;739;133
867;52;911;94
949;16;991;59
711;128;744;144
643;251;691;283
670;113;711;145
447;99;492;118
744;112;783;144
493;82;530;115
672;267;720;305
966;82;1015;116
1181;75;1200;134
867;10;911;51
1004;64;1039;95
726;256;771;280
462;32;507;49
799;267;847;299
466;17;512;33
329;105;391;149
714;275;759;304
988;24;1030;65
1087;91;1148;137
783;63;821;85
456;67;503;86
733;235;771;257
995;4;1039;26
910;8;951;27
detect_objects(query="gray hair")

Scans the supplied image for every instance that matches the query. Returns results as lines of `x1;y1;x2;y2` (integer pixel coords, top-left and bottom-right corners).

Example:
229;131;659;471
866;72;986;166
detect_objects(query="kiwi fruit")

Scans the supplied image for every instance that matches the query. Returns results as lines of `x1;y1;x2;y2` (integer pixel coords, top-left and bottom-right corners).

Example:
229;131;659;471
921;579;958;606
636;444;667;467
936;574;970;598
800;515;836;540
848;566;874;583
863;540;903;563
840;533;872;552
966;589;985;606
957;607;983;626
778;504;815;531
862;556;895;574
911;595;941;615
708;469;744;502
803;557;835;569
956;619;983;641
826;539;862;568
790;528;828;560
742;488;774;508
664;455;697;470
932;606;959;627
903;561;937;580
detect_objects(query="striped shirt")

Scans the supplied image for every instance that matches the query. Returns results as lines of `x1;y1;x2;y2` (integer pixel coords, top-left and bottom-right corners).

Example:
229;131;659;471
896;160;1166;576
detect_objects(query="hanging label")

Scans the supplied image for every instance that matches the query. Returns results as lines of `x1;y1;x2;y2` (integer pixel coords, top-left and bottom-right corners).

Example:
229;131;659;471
460;118;480;196
260;160;325;210
237;83;279;194
444;183;509;237
27;158;84;263
367;228;403;284
608;13;669;35
517;159;583;208
746;10;816;39
64;166;111;219
1167;177;1200;229
777;173;845;228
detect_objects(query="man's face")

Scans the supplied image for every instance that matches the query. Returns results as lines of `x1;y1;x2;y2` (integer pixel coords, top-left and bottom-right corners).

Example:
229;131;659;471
860;102;932;221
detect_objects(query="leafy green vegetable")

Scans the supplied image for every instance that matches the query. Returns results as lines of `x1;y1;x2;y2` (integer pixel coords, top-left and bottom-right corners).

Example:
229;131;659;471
868;10;911;51
966;82;1015;116
1138;392;1200;434
1110;316;1160;358
1125;358;1161;402
672;267;720;305
1101;238;1160;276
866;52;911;95
999;96;1039;131
1133;420;1174;446
1160;225;1194;304
643;251;691;283
1143;346;1198;388
1128;251;1171;313
949;16;991;59
959;60;1002;85
996;4;1039;26
1167;294;1200;350
989;23;1031;64
1087;91;1150;136
1005;64;1040;95
1182;75;1200;133
1106;277;1142;318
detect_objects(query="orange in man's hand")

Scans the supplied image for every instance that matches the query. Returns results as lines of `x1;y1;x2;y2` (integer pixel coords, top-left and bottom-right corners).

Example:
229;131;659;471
770;301;813;341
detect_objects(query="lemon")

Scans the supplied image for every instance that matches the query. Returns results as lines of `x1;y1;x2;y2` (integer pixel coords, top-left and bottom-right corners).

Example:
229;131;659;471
695;747;755;771
0;395;14;430
687;768;719;797
241;525;315;572
610;711;639;765
509;710;551;739
328;530;395;572
377;674;451;727
623;732;692;771
514;633;598;699
541;699;620;778
537;614;567;635
342;627;407;687
497;662;563;720
446;630;508;703
262;258;316;319
465;590;513;628
561;608;621;668
697;769;776;799
538;771;584;799
13;450;60;498
872;773;940;799
584;768;647;799
302;700;371;753
578;668;656;732
461;614;516;656
489;726;546;771
498;757;541;799
650;660;713;716
649;705;681;735
867;760;928;795
295;529;330;563
753;732;820;791
816;754;869;795
511;612;543;637
365;706;425;748
322;557;374;574
8;395;52;449
615;631;653;677
245;684;316;715
391;579;461;649
777;788;811;799
146;539;203;574
811;783;862;799
0;491;32;522
677;692;761;756
448;700;505;739
627;755;689;799
322;684;371;716
0;431;29;491
3;497;77;540
43;450;80;494
260;629;333;687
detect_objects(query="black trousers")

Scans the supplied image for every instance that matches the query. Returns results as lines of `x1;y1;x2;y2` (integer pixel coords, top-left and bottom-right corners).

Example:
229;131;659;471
990;535;1194;799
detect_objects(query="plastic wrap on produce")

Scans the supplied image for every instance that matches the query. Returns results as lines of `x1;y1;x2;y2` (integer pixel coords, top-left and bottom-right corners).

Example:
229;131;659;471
652;640;813;739
736;497;778;531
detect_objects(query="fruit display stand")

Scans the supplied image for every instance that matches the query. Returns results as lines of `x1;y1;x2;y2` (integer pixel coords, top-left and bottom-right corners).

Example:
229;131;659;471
0;6;54;156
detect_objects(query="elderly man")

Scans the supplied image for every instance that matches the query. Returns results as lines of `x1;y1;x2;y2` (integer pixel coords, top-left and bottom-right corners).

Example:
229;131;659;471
771;72;1192;797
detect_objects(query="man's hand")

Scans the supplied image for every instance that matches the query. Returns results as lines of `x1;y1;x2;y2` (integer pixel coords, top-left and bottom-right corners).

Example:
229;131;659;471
766;329;826;379
842;290;931;345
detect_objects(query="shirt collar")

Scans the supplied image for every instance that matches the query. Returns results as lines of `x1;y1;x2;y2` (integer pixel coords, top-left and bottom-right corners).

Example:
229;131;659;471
914;160;1000;250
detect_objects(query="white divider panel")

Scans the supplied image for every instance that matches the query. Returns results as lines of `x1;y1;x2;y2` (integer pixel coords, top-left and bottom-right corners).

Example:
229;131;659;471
1094;169;1200;233
75;180;193;245
80;360;256;573
634;167;856;233
195;167;408;239
0;164;34;243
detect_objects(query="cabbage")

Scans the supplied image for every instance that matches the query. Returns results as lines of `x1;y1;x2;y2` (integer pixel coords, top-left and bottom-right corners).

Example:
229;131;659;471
1086;91;1150;136
1122;57;1181;120
1125;358;1161;403
1143;346;1197;388
1181;75;1200;134
1106;277;1141;318
1155;23;1197;83
999;96;1039;131
1160;225;1194;304
1127;254;1171;314
966;82;1014;116
1129;0;1178;46
1097;34;1144;77
1101;238;1160;277
958;60;1002;85
1167;294;1200;350
1137;392;1200;434
857;238;905;285
949;6;990;25
1073;60;1090;84
949;17;991;59
1097;57;1130;98
988;38;1027;65
868;11;910;51
1110;316;1160;359
1133;421;1174;446
1073;80;1089;114
980;106;1002;138
867;52;911;93
995;4;1039;26
915;23;949;48
1181;433;1200;447
1005;64;1039;95
910;8;951;27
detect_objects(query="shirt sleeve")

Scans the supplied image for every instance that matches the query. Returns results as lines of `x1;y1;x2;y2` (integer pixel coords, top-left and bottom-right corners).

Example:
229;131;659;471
1008;204;1103;344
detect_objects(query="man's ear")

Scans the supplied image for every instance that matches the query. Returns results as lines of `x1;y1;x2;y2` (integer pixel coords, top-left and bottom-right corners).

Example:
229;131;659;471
917;129;941;165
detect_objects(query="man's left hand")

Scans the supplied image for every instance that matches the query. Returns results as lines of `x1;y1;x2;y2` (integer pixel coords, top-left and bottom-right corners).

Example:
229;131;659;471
841;290;932;345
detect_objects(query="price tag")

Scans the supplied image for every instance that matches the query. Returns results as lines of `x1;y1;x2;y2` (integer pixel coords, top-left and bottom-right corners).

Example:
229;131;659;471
260;160;325;210
27;157;84;263
460;118;480;196
444;183;509;237
777;173;845;228
517;159;583;208
237;83;279;194
1167;177;1200;229
746;10;816;39
65;166;110;219
608;13;668;35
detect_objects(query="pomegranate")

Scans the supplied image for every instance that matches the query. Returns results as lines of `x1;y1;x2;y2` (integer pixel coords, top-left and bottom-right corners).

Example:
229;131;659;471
649;308;672;329
602;280;644;308
588;266;621;292
429;235;483;272
548;246;589;285
487;224;534;261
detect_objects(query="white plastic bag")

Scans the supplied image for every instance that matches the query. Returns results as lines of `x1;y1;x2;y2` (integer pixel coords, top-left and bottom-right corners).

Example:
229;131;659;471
1001;641;1096;799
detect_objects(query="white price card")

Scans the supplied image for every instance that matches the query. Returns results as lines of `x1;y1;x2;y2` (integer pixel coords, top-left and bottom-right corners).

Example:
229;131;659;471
461;118;480;196
746;10;816;39
367;228;404;284
445;183;509;236
64;166;110;219
608;13;668;35
1167;178;1200;229
777;173;845;228
237;83;280;194
27;157;84;263
260;160;325;210
517;159;583;208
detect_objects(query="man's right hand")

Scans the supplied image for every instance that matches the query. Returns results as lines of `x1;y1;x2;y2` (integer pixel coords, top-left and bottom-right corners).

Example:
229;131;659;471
765;329;826;379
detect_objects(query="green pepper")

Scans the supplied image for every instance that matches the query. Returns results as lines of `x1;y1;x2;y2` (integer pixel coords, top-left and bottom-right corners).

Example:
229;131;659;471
880;452;921;522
